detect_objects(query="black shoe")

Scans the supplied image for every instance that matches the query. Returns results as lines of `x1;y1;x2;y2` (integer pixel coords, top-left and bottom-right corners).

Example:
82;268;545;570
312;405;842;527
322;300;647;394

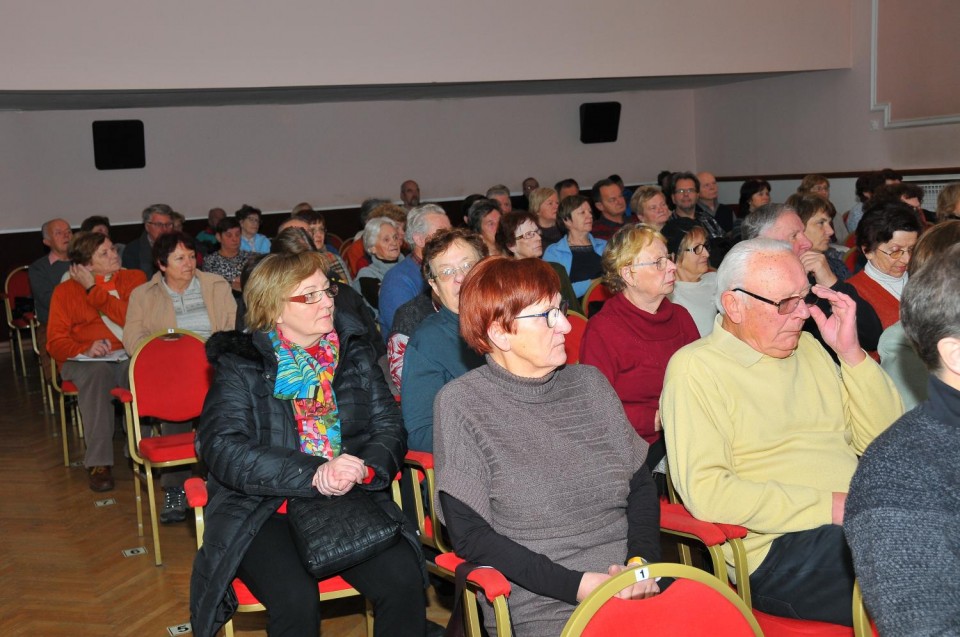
159;486;187;523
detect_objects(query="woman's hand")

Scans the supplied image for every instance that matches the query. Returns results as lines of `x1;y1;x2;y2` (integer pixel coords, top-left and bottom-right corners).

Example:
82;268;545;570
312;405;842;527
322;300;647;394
69;264;95;290
608;563;660;600
312;453;366;496
83;339;111;358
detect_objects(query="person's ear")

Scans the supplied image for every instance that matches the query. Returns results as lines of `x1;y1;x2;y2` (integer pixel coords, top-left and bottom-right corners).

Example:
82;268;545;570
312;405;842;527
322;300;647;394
721;290;744;324
486;321;511;353
937;337;960;377
427;276;439;297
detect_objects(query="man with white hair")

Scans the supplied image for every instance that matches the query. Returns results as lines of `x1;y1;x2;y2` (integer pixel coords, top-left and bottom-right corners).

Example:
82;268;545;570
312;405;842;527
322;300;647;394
485;184;513;215
661;238;902;626
377;204;451;339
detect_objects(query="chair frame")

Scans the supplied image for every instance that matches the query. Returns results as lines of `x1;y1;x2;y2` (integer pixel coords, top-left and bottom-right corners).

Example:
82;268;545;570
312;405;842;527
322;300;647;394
433;552;512;637
115;328;207;566
563;310;588;365
49;358;83;466
402;451;451;559
581;278;613;318
3;265;39;377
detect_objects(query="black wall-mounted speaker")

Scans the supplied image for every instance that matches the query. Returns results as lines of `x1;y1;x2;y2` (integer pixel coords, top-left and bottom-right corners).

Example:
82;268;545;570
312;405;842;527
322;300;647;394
579;102;621;144
92;120;145;170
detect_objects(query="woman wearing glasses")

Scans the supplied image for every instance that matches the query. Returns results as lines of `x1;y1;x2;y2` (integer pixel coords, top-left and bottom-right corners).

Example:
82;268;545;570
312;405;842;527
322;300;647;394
400;228;487;452
192;250;427;637
848;201;923;330
496;211;581;314
434;257;661;637
668;225;718;336
581;224;699;478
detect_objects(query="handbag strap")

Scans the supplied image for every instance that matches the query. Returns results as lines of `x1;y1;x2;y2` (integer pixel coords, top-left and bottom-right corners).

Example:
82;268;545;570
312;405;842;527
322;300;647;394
444;561;485;637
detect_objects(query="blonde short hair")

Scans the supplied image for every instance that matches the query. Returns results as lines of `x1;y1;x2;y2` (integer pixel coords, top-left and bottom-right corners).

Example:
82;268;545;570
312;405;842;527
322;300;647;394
630;186;664;219
528;187;558;217
601;224;666;293
243;251;329;332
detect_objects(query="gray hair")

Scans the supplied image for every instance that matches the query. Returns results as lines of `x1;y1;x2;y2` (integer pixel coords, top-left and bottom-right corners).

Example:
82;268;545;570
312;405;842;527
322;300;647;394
741;203;796;241
359;198;390;225
41;218;67;241
362;217;400;252
405;204;448;247
141;203;173;224
485;184;511;199
715;238;793;313
901;243;960;374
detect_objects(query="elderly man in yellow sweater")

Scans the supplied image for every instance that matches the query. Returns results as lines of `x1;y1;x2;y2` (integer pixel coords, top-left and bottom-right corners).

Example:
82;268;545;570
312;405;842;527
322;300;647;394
661;238;902;627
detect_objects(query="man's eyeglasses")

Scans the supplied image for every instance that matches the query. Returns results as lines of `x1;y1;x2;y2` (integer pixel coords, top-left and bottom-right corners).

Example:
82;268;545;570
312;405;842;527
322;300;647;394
629;254;676;271
675;188;697;195
431;261;476;282
683;244;708;255
147;221;174;229
876;246;913;261
516;300;569;329
515;228;542;241
289;284;339;304
734;287;817;315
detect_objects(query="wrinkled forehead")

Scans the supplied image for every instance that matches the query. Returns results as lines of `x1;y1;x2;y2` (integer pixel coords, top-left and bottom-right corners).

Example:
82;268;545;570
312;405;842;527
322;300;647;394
745;251;807;295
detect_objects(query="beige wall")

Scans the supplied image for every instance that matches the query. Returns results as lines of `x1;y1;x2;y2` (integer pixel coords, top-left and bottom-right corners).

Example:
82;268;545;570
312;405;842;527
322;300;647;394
1;1;850;90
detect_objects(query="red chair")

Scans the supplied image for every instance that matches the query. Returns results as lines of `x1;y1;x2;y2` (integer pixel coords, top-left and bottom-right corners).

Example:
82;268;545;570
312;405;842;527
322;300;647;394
3;266;39;377
434;552;513;637
402;451;452;572
50;358;83;466
325;232;344;251
581;279;613;318
564;311;588;364
184;478;373;637
111;329;211;566
562;561;762;636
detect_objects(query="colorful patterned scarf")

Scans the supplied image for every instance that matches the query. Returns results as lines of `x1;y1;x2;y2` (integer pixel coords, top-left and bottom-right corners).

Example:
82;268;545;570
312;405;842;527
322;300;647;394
269;329;342;460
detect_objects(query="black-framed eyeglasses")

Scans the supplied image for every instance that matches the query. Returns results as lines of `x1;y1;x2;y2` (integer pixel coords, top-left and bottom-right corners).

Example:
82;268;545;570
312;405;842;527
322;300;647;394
733;287;817;315
629;254;676;271
515;228;542;241
431;260;476;282
516;299;569;328
289;284;339;304
684;244;708;255
875;246;913;261
147;221;174;229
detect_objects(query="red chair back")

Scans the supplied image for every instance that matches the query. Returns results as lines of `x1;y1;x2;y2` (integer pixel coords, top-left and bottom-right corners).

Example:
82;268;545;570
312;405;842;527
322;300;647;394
5;266;32;303
325;233;344;251
564;311;588;364
582;279;614;317
130;330;212;422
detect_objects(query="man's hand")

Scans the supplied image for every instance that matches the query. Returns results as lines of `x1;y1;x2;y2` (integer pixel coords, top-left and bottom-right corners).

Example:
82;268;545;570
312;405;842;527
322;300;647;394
799;252;838;288
808;285;866;366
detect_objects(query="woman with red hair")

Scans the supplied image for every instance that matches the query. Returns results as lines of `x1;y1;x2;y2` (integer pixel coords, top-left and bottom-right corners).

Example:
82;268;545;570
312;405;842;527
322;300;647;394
433;257;661;637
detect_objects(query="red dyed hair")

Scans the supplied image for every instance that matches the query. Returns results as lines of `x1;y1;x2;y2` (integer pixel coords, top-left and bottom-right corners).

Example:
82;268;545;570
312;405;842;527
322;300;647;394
459;257;560;354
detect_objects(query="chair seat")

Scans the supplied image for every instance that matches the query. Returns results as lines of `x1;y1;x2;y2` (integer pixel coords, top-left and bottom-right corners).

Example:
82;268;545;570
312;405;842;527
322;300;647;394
10;317;32;329
754;610;853;636
139;432;197;463
61;380;78;394
231;575;356;606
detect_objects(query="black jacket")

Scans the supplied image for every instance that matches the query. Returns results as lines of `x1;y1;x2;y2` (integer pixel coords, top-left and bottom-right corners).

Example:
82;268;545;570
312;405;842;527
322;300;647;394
189;308;407;637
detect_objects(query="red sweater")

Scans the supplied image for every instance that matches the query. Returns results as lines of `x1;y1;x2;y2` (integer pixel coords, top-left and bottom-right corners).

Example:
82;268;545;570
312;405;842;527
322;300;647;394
580;293;699;444
847;271;900;330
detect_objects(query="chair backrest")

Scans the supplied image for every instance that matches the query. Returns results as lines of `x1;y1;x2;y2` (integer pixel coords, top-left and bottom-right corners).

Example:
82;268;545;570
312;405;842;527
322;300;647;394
4;266;33;326
564;311;588;365
129;329;213;423
325;233;344;251
561;562;762;637
582;279;613;317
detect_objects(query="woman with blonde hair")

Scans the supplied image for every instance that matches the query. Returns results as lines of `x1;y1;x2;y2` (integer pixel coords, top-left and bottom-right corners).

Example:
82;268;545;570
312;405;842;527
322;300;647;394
581;224;699;475
528;187;563;248
935;183;960;222
629;186;671;231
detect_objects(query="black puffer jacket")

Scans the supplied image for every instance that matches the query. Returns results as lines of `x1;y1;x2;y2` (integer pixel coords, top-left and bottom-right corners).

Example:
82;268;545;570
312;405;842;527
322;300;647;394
189;308;407;637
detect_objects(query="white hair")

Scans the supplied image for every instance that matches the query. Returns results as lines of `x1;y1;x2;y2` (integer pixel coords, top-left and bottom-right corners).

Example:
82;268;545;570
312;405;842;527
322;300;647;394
715;238;793;313
362;217;400;252
405;204;447;247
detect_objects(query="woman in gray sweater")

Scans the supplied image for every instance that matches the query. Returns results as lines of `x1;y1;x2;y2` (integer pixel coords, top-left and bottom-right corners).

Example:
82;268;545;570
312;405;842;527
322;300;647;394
433;257;661;636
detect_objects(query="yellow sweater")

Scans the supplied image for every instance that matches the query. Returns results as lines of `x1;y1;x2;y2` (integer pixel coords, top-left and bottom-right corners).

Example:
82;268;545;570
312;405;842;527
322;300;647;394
661;316;903;574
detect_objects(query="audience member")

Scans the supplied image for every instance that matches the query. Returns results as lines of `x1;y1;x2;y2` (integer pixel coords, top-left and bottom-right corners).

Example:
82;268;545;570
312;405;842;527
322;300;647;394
845;243;960;636
877;220;960;410
661;172;725;267
435;257;661;636
543;195;606;297
170;211;186;232
400;179;421;210
847;201;923;330
668;225;718;336
696;171;736;232
286;210;351;284
47;232;147;492
466;198;503;256
935;182;960;222
196;207;226;253
528;187;563;248
737;178;771;220
29;218;72;326
845;171;885;233
80;215;125;261
554;178;580;200
630;186;671;231
662;238;902;626
235;205;270;254
608;174;633;218
522;177;539;201
386;293;437;392
378;204;451;339
589;178;627;241
351;217;403;315
343;203;408;277
786;193;850;281
400;228;487;452
201;217;252;293
485;184;513;215
123;203;175;277
581;224;698;479
871;182;934;229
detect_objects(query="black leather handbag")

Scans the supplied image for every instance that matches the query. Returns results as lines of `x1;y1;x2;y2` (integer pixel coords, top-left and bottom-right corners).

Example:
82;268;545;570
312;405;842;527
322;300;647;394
287;488;403;580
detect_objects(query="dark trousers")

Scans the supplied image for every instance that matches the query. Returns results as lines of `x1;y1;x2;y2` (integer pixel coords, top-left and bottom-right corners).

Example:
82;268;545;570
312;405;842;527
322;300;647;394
237;513;427;637
749;524;855;626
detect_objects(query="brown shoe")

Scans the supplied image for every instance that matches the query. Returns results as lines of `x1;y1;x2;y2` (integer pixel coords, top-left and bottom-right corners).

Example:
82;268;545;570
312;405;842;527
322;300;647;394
88;466;115;492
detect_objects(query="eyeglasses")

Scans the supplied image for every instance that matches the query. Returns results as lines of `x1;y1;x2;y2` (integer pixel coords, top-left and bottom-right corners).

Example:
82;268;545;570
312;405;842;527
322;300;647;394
683;244;708;255
515;228;542;241
431;260;476;282
675;188;697;195
875;246;913;260
516;299;569;328
288;284;339;304
733;287;817;315
629;254;676;271
147;221;174;229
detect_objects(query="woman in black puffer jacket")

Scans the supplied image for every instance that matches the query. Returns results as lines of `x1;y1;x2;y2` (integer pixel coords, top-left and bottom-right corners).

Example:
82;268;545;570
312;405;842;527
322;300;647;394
189;250;426;637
